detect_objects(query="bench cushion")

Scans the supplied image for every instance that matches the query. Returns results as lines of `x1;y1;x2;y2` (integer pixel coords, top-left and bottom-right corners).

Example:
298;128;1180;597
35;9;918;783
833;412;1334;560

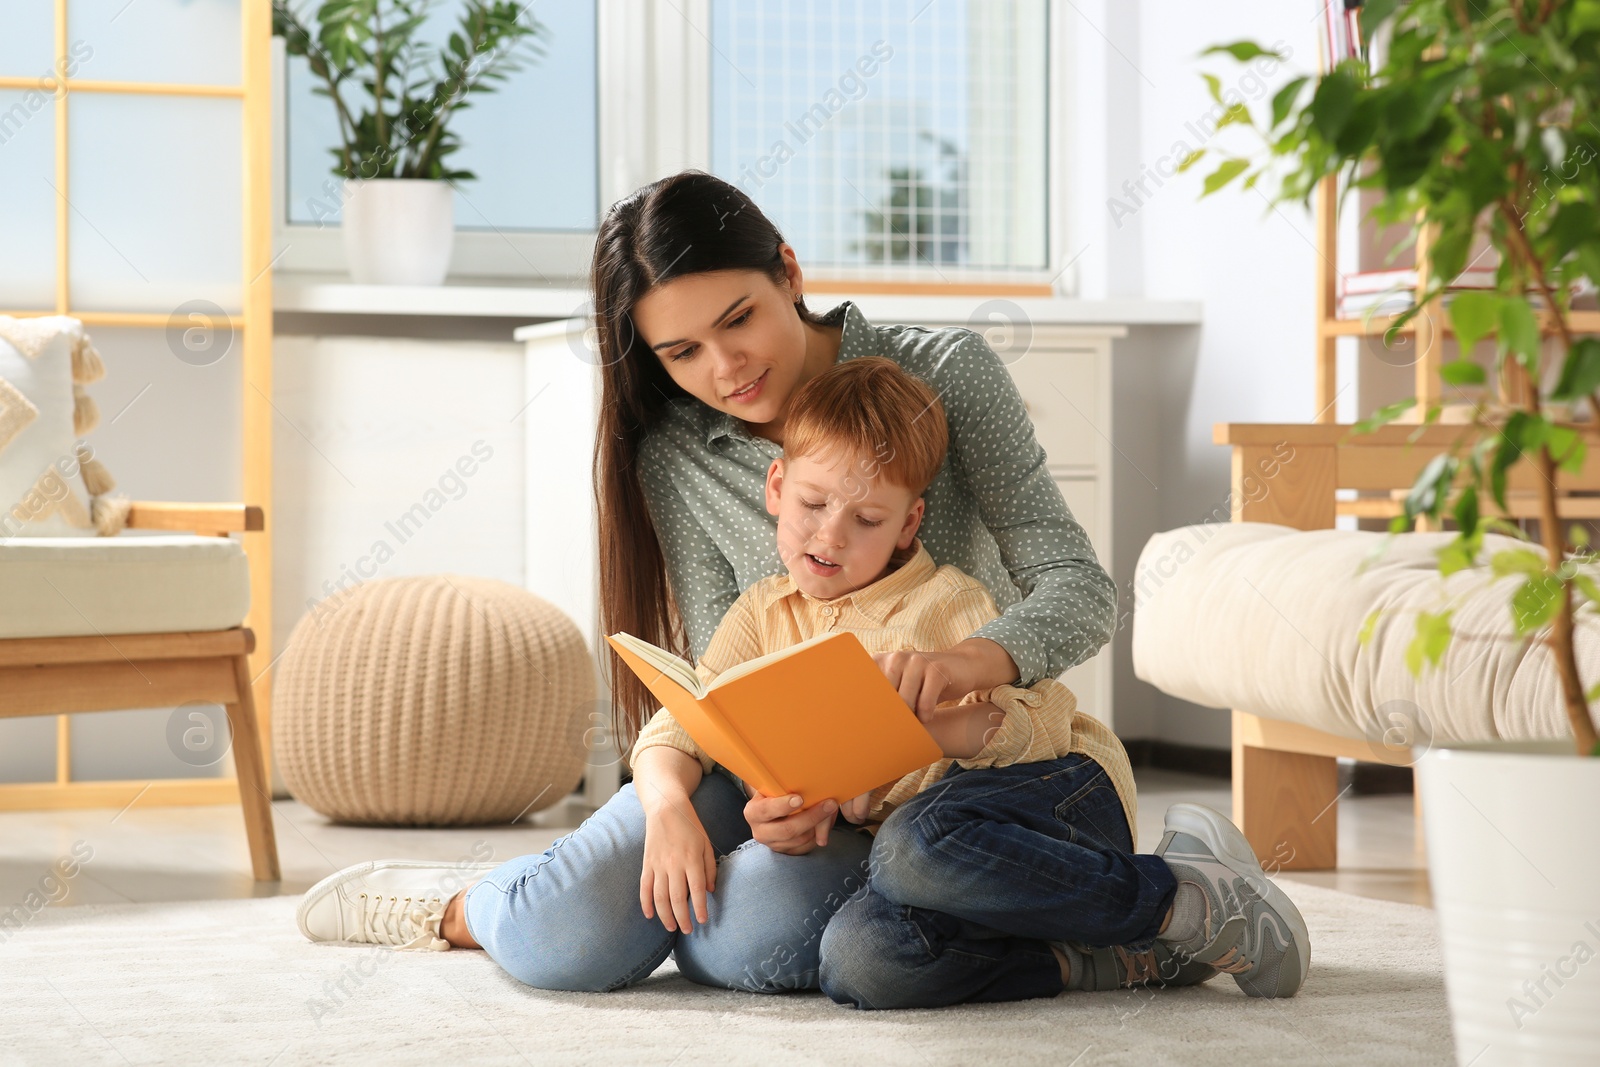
1132;522;1577;746
0;535;249;639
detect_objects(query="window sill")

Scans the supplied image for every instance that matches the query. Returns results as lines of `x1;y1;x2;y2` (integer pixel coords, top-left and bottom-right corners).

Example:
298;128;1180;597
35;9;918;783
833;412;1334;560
273;272;1203;328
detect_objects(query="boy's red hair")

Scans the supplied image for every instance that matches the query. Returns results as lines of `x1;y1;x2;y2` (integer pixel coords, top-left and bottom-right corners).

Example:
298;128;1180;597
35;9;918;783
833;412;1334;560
783;356;948;497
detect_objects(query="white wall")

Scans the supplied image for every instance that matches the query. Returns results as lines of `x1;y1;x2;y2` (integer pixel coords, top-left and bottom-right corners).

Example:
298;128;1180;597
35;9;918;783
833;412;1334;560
1084;1;1323;748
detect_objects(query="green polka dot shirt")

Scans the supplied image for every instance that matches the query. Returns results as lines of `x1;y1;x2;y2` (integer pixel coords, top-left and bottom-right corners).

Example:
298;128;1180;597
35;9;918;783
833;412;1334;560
636;299;1117;689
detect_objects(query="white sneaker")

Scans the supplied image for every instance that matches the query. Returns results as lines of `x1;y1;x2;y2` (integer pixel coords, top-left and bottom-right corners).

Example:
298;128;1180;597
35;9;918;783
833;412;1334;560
297;859;500;952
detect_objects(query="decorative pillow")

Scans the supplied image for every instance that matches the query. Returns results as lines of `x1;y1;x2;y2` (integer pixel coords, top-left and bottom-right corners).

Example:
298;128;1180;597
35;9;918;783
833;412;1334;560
0;316;127;538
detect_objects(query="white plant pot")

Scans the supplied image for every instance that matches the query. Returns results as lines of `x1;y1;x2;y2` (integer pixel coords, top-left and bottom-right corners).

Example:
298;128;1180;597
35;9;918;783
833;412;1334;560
341;178;454;286
1416;740;1600;1065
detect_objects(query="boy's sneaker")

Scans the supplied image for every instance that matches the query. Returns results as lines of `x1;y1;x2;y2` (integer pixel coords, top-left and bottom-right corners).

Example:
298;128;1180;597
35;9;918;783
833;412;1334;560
297;859;499;951
1153;803;1311;998
1050;938;1218;992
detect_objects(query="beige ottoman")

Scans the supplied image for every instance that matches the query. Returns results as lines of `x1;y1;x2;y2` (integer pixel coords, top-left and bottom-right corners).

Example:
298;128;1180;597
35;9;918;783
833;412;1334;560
274;574;593;826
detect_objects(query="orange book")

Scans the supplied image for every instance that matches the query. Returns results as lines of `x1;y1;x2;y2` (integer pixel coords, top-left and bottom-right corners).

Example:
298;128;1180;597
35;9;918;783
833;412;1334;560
606;629;945;810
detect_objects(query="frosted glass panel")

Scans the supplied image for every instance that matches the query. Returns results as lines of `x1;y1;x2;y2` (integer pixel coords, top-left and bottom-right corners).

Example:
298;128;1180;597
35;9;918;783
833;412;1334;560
69;0;242;86
0;90;59;309
709;0;1050;272
0;6;54;78
69;94;241;313
285;0;597;230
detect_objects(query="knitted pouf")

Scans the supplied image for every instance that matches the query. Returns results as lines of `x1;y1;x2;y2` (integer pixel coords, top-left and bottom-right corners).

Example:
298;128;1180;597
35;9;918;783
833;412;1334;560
273;574;593;826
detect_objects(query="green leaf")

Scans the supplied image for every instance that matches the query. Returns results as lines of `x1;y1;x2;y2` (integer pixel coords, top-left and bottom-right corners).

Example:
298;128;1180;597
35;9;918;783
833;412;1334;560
1270;76;1310;128
1440;360;1486;387
1202;72;1223;104
1202;41;1283;62
1552;338;1600;403
1449;291;1502;355
1499;298;1542;371
1404;453;1458;523
1309;71;1357;141
1491;547;1548;578
1201;159;1251;197
1489;412;1545;511
1547;424;1586;474
1453;482;1480;539
1438;539;1478;577
1512;573;1564;635
1405;610;1454;676
1358;608;1382;646
1215;102;1253;130
1177;148;1207;173
1351;398;1417;435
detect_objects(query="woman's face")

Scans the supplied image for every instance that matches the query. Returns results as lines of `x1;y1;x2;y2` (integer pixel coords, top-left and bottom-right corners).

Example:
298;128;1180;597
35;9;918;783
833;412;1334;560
629;249;813;435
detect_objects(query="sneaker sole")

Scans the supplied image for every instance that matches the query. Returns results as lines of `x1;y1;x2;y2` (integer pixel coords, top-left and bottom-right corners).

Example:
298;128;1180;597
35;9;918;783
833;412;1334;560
296;858;501;944
1162;803;1311;997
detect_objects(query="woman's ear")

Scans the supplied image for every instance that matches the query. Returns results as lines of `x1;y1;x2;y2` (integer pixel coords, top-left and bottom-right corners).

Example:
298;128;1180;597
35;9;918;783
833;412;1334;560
897;496;925;549
764;458;785;516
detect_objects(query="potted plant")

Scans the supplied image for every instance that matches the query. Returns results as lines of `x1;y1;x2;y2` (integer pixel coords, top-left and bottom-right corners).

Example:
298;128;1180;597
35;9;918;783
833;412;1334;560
1193;2;1599;1062
273;1;546;285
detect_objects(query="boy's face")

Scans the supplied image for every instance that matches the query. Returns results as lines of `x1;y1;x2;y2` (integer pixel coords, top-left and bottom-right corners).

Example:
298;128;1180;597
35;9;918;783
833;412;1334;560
764;449;924;599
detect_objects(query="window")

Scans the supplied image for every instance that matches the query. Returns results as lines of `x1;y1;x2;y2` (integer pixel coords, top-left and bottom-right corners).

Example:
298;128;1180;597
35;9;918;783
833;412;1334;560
709;0;1051;281
275;0;599;279
271;0;1065;288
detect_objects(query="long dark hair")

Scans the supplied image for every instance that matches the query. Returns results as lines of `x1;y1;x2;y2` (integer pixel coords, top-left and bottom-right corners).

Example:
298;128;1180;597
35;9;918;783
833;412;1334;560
591;169;830;767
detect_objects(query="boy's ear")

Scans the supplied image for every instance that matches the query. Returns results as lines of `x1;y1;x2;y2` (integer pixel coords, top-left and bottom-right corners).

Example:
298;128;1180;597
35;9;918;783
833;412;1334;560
764;459;784;517
897;495;925;549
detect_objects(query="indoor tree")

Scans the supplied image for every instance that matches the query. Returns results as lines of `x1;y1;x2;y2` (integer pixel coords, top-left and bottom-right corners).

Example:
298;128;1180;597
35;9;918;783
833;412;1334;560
1190;0;1600;754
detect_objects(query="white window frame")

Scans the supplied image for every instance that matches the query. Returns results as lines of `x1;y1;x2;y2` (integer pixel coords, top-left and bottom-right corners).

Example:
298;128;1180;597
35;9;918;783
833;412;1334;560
270;0;1077;294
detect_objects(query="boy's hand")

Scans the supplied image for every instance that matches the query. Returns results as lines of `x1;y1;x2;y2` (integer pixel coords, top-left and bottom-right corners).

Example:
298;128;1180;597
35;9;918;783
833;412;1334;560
745;791;839;853
871;649;960;722
839;790;874;825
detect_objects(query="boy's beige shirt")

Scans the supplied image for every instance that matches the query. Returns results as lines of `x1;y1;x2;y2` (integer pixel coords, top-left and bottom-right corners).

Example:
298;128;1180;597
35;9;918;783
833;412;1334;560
627;536;1139;846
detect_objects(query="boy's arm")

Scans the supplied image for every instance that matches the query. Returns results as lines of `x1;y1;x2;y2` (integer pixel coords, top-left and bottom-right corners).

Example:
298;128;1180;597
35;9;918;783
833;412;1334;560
941;678;1077;769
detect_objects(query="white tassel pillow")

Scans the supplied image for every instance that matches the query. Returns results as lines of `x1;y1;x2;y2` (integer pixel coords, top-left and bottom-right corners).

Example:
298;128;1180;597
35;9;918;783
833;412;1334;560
0;315;126;538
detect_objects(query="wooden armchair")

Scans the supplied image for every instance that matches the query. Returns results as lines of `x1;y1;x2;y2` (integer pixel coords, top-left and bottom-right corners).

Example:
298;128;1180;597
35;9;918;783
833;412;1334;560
0;502;279;882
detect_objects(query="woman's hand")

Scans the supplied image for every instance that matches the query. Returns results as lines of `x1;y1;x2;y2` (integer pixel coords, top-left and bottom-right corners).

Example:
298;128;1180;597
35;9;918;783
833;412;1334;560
872;638;1020;721
640;800;719;934
871;648;959;722
744;791;839;854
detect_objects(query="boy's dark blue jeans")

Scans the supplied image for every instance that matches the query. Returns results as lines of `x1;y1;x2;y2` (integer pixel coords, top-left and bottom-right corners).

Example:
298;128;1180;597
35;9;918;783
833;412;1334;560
818;752;1177;1010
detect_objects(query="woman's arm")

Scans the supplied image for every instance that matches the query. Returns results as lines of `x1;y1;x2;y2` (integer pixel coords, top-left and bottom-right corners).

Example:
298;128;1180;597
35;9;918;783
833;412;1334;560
939;333;1120;688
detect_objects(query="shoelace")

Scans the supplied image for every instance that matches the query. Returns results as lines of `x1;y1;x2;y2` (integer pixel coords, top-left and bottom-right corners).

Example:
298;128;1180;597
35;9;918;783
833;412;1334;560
1111;945;1161;986
1208;944;1253;975
355;891;450;952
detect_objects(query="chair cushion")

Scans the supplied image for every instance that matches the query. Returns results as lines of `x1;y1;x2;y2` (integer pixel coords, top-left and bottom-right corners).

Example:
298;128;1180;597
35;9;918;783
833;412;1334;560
0;535;250;639
1131;521;1577;747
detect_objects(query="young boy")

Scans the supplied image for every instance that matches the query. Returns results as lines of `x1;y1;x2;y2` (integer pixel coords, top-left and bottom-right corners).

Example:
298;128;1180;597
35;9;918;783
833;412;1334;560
627;355;1311;1000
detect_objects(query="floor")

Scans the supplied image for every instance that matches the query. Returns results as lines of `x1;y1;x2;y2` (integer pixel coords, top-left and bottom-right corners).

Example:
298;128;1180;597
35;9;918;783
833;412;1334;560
0;767;1430;912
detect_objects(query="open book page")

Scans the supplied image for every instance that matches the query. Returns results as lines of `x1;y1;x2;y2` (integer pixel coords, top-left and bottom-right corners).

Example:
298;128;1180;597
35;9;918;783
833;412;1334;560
707;630;842;688
606;632;705;697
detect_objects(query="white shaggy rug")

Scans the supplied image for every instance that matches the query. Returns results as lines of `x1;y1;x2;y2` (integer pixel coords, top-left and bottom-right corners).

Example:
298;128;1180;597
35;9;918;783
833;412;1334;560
1;882;1452;1066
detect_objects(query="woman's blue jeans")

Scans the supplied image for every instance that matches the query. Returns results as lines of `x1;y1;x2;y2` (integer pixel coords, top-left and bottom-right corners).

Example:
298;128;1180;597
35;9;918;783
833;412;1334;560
463;753;1175;1010
462;763;875;993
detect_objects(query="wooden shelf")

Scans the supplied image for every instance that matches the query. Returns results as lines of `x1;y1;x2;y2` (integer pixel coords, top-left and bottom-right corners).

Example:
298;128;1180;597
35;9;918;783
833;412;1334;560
1320;308;1600;338
1313;170;1599;425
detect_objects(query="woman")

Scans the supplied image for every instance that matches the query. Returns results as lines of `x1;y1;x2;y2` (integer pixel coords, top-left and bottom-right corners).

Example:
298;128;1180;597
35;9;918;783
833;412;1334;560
296;169;1122;998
